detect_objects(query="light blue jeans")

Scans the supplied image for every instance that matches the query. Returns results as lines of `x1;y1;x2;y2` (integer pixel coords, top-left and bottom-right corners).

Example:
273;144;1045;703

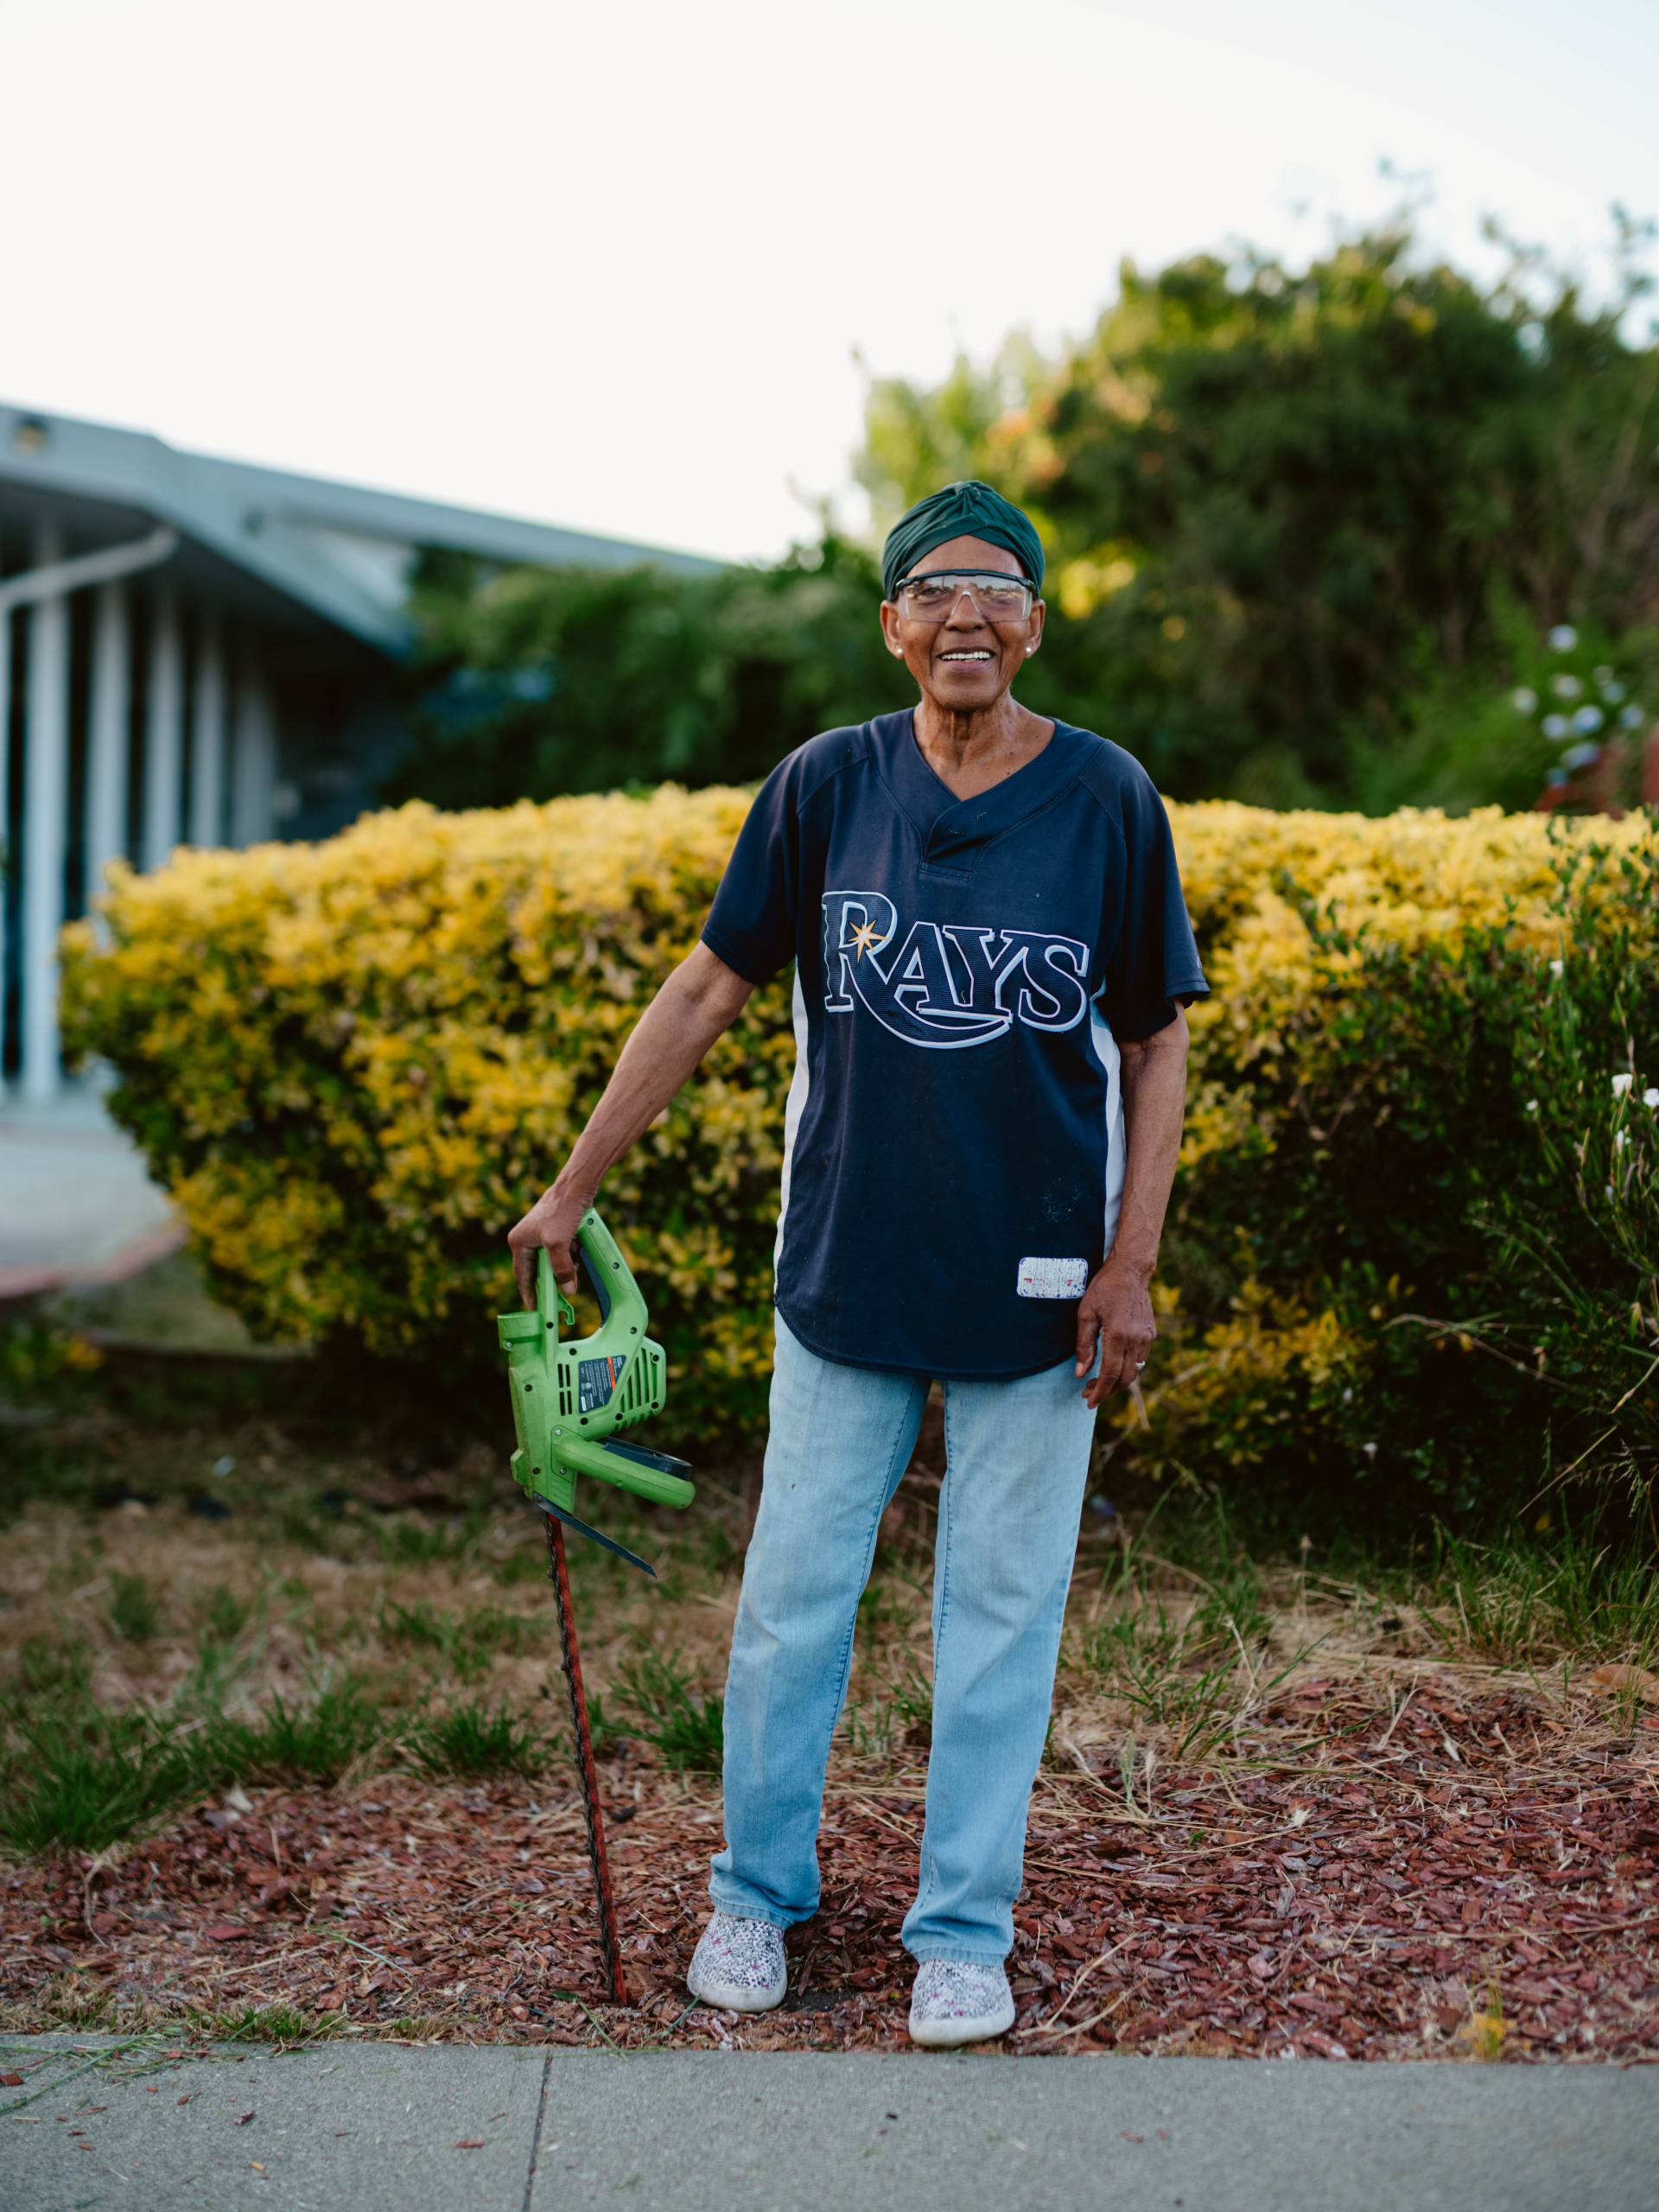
709;1307;1102;1965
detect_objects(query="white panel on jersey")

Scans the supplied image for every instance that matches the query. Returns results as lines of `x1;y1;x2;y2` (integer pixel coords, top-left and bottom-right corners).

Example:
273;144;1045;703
1088;1000;1128;1258
773;967;811;1279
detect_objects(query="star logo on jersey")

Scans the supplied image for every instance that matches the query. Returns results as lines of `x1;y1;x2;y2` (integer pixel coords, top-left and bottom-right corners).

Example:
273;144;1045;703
821;890;1091;1049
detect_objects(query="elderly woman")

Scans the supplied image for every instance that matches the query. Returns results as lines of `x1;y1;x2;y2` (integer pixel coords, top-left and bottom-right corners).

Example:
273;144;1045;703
508;481;1209;2048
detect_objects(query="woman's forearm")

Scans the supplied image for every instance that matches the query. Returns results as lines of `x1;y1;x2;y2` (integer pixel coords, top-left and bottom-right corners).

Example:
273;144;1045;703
554;943;754;1205
1073;1007;1192;1403
510;943;753;1305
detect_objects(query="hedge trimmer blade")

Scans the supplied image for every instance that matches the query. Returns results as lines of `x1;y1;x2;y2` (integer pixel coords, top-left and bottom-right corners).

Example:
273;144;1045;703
531;1495;657;1579
495;1209;696;2009
542;1514;629;2005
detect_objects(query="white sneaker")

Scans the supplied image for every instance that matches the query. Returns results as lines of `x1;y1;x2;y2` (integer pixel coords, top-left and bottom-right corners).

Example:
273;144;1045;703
907;1958;1016;2048
686;1910;787;2012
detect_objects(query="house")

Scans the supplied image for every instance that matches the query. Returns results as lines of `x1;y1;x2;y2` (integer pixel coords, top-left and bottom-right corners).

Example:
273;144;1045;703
0;400;718;1109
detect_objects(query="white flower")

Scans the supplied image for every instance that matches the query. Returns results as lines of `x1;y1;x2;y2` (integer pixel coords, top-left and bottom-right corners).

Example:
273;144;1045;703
1524;1099;1539;1113
1548;624;1579;652
1618;702;1646;729
1510;686;1537;714
1600;679;1625;703
1612;1071;1634;1096
1561;741;1599;770
1548;958;1564;977
1551;672;1583;700
1643;1088;1659;1109
1542;714;1569;739
1614;1128;1630;1150
1572;705;1605;734
1361;1441;1377;1458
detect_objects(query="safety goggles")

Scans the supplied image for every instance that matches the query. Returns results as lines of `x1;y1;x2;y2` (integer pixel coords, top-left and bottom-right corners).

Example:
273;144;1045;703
892;570;1036;622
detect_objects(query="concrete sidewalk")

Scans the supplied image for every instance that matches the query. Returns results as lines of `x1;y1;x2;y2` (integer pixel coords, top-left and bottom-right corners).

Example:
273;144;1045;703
0;1080;182;1300
3;2034;1655;2212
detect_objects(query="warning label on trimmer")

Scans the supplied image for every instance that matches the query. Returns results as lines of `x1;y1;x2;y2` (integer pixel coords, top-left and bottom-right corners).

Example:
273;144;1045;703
578;1351;626;1413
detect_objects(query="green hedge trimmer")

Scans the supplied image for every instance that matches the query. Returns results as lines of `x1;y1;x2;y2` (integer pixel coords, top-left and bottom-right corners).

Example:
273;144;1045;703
496;1209;695;2004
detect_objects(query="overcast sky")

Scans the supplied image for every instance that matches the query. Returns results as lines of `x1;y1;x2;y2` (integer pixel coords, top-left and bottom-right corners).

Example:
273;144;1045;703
3;0;1656;563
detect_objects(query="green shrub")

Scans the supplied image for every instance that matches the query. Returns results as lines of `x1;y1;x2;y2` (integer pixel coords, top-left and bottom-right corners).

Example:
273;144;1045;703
0;1314;104;1400
1136;834;1659;1535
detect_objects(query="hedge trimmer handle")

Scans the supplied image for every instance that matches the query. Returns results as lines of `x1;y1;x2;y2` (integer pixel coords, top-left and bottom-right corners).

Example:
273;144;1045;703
496;1208;695;1531
556;1432;696;1509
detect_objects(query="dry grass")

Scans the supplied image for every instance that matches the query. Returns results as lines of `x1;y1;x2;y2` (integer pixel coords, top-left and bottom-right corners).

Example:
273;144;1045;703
3;1382;1655;1796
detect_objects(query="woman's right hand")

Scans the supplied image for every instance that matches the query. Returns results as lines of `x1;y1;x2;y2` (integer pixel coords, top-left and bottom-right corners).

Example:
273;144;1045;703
507;1181;589;1309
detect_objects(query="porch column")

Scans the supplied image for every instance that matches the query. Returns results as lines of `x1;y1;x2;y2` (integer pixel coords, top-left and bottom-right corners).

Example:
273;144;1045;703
189;610;227;849
85;577;132;941
0;562;14;1096
142;582;184;873
231;658;277;847
21;519;70;1101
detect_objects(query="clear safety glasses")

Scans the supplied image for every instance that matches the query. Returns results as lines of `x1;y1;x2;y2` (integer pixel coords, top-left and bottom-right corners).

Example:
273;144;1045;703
893;570;1035;622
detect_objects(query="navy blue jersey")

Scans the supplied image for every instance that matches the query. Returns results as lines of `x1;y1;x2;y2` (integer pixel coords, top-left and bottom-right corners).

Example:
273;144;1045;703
699;709;1210;1378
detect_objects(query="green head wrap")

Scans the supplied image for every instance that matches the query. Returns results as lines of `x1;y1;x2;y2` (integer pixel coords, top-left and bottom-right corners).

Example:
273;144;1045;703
880;480;1044;601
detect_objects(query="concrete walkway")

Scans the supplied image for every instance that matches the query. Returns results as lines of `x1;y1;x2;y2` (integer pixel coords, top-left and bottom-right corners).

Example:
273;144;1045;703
0;1079;182;1299
3;2034;1655;2212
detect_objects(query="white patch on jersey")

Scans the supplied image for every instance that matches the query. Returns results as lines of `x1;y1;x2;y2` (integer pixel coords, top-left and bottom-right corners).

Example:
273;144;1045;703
1016;1256;1090;1300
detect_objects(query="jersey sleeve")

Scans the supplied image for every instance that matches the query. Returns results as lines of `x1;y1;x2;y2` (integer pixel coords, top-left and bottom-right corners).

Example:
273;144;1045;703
1097;770;1210;1041
699;751;803;988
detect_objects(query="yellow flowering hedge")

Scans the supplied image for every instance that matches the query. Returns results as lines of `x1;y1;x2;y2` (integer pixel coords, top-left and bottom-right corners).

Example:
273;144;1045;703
1170;798;1649;1174
58;790;1656;1467
60;791;786;1440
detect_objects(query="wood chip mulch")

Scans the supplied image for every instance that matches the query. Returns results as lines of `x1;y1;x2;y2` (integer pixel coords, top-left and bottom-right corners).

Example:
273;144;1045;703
4;1675;1656;2060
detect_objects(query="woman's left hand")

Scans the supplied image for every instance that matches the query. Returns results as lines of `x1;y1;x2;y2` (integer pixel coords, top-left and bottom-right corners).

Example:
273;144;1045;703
1073;1260;1155;1408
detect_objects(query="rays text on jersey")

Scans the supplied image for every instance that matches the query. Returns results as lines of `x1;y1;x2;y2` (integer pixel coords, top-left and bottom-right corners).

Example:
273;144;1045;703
821;889;1091;1048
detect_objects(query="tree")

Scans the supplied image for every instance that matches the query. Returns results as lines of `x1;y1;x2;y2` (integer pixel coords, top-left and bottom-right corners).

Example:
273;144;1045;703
384;537;894;809
853;205;1659;806
385;205;1658;815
